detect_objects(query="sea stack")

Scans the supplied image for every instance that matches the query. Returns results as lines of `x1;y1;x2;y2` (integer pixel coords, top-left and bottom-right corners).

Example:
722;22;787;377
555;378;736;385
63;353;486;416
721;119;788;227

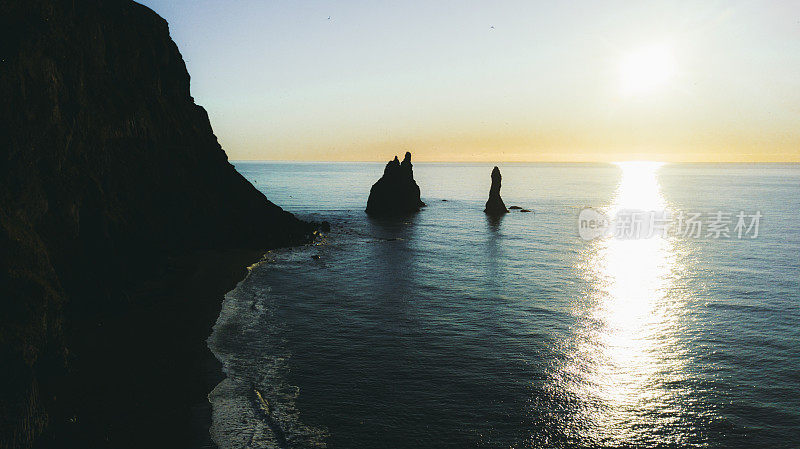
484;166;509;215
366;152;426;216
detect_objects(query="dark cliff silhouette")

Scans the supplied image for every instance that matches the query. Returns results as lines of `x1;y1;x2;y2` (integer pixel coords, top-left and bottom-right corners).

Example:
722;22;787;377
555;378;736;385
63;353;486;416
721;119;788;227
366;152;426;216
484;166;509;215
0;1;317;447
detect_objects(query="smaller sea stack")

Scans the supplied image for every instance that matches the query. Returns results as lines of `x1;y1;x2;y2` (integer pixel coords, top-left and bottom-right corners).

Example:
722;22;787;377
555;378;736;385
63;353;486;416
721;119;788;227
366;152;426;216
484;166;509;215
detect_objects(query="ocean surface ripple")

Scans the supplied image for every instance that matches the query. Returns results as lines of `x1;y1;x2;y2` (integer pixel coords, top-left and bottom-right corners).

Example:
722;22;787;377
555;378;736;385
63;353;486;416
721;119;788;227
209;162;800;449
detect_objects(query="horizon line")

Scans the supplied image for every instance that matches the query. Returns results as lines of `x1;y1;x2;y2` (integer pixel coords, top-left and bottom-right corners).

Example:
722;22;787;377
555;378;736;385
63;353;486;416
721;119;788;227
230;159;800;165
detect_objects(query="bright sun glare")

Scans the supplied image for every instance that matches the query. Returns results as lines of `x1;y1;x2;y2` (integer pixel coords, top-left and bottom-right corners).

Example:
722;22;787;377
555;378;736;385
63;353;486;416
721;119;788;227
618;44;676;96
572;160;682;442
611;161;666;211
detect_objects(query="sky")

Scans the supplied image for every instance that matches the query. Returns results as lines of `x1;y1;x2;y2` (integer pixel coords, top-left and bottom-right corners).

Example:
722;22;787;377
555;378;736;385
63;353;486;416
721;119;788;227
138;0;800;162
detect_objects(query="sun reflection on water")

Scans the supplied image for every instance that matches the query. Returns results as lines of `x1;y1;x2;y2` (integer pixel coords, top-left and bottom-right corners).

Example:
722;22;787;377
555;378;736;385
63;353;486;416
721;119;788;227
563;161;690;446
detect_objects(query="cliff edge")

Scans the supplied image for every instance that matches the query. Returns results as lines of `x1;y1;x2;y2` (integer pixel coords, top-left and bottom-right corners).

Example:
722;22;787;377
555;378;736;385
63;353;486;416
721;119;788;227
0;1;316;447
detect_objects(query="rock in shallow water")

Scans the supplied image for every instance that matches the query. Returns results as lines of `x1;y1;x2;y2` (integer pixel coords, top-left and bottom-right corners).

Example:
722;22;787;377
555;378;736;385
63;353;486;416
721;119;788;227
365;152;426;216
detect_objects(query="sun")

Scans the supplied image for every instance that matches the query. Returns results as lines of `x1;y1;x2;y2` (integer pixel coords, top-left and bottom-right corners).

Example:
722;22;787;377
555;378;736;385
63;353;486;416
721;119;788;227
618;44;676;96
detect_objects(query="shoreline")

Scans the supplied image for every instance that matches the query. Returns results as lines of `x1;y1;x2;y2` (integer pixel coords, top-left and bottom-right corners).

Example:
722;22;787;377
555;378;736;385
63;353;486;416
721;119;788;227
180;249;270;449
1;2;323;446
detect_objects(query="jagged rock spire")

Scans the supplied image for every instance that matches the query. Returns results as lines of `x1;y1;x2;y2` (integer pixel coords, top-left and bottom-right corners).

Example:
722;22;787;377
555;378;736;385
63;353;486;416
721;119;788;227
366;152;425;216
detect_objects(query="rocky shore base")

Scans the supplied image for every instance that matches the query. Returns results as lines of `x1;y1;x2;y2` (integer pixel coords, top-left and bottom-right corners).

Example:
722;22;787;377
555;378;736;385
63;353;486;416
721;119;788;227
34;248;269;449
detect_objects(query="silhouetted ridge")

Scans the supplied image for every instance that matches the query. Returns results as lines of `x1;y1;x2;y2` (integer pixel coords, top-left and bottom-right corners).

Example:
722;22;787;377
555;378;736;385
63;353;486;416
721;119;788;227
484;166;509;215
0;0;318;447
366;152;426;216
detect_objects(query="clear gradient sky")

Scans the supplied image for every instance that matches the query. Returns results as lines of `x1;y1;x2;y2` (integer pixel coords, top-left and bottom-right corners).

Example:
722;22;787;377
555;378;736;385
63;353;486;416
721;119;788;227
138;0;800;162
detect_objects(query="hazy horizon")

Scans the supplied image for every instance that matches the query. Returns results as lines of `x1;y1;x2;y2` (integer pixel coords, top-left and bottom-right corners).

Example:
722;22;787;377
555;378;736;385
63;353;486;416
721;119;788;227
230;159;800;164
140;0;800;163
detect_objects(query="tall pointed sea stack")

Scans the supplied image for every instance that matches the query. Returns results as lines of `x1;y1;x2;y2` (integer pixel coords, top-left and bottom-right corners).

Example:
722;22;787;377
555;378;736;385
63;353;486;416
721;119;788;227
484;166;509;215
366;152;426;216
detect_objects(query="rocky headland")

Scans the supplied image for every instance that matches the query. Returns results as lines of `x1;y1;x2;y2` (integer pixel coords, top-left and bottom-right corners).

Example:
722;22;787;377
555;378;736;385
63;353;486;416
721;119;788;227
0;1;318;447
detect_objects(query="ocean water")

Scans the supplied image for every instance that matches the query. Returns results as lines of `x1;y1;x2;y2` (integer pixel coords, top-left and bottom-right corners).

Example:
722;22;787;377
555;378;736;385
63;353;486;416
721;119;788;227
208;162;800;449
